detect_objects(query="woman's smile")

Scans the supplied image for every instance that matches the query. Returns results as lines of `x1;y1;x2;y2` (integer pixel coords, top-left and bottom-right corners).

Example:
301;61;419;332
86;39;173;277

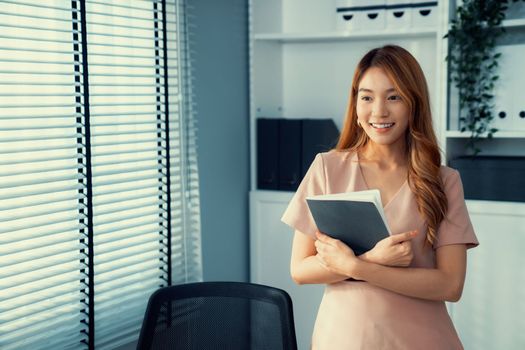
370;122;395;131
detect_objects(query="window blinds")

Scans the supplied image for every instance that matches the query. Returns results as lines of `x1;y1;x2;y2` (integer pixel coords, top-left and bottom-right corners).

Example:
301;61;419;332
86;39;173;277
0;1;88;349
85;0;171;348
166;0;203;286
0;0;202;349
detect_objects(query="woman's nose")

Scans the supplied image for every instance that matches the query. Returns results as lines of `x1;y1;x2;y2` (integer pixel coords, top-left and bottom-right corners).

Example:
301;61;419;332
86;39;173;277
372;100;388;118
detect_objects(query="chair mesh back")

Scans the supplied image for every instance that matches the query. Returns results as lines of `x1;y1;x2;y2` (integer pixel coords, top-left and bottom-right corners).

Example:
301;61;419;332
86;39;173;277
138;282;297;350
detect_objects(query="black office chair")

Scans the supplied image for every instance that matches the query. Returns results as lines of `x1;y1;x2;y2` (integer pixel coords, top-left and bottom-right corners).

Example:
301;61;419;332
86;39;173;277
137;281;298;350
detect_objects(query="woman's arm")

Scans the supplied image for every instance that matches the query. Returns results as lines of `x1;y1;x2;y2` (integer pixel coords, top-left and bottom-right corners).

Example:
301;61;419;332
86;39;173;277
315;232;467;302
354;245;466;301
290;230;348;284
291;229;417;285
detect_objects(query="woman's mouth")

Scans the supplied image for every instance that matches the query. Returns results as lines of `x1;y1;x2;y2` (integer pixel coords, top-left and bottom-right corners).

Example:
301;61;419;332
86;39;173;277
370;122;395;129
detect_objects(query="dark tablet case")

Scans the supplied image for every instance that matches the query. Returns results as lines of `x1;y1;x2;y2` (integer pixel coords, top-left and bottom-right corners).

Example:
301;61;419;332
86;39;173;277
306;199;390;256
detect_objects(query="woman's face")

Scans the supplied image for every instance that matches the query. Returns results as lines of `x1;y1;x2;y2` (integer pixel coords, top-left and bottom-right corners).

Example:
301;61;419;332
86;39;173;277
356;66;410;148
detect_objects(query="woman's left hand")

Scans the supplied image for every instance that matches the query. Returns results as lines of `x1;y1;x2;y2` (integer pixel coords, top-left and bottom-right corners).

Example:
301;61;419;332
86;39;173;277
314;231;358;277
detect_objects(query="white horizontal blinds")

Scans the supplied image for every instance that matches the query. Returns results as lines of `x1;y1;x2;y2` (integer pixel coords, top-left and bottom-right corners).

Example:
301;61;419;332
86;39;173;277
86;1;168;349
168;0;203;285
0;1;87;350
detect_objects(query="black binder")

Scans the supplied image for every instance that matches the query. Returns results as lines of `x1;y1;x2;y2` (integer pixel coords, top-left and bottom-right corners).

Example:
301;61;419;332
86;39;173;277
279;119;302;191
301;119;339;178
256;117;340;191
257;118;279;189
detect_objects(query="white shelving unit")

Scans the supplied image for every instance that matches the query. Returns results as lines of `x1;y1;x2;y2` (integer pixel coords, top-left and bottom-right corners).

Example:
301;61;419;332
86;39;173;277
249;1;525;349
443;7;525;160
443;12;525;348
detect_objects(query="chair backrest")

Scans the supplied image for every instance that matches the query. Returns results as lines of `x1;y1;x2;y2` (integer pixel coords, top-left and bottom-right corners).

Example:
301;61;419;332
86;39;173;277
137;281;298;350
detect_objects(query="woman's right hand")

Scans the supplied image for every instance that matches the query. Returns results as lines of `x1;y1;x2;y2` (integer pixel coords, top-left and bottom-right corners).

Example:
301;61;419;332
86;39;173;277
360;230;418;267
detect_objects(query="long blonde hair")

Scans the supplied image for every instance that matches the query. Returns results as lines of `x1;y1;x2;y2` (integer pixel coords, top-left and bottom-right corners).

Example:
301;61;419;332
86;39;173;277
336;45;447;245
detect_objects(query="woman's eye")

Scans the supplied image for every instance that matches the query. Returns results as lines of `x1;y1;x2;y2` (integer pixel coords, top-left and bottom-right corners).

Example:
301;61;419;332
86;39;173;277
360;96;372;101
388;95;402;101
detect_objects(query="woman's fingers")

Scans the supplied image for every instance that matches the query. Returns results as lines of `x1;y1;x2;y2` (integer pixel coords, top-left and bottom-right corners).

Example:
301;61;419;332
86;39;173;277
315;237;334;252
400;241;414;257
314;238;329;255
315;230;330;242
315;230;340;247
366;230;416;267
315;232;342;255
390;230;418;244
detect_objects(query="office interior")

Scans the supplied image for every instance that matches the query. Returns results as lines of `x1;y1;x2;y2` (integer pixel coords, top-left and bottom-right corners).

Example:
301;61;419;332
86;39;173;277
1;1;524;349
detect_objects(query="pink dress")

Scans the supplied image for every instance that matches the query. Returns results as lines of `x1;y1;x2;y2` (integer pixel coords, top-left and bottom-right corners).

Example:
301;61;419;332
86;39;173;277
281;150;478;350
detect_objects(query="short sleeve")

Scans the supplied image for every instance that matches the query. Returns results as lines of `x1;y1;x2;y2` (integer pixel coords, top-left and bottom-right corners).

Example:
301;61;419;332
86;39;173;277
434;169;479;249
281;153;326;238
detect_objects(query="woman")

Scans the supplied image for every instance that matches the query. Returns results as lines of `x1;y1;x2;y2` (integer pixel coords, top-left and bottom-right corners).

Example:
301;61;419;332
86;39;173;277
281;45;478;349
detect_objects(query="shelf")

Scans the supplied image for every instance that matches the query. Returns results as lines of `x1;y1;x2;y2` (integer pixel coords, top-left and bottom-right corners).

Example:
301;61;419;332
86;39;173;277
466;200;525;215
502;18;525;29
446;130;525;139
251;18;524;44
253;28;437;43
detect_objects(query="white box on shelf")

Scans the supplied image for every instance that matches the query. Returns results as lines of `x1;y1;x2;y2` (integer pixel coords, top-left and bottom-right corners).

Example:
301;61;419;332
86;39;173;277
336;0;386;32
335;0;361;31
411;1;438;28
386;0;412;30
510;44;525;131
493;76;513;132
363;0;386;31
493;44;525;131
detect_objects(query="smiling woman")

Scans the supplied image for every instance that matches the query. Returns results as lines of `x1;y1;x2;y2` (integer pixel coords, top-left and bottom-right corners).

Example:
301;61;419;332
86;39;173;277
356;68;410;147
281;45;479;350
338;45;444;245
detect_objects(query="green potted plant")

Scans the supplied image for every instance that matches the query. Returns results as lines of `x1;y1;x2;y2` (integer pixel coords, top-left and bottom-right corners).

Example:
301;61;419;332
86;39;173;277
445;0;508;154
446;1;525;202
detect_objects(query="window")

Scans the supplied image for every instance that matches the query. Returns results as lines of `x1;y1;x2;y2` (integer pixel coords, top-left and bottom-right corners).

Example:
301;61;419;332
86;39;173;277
0;1;202;349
